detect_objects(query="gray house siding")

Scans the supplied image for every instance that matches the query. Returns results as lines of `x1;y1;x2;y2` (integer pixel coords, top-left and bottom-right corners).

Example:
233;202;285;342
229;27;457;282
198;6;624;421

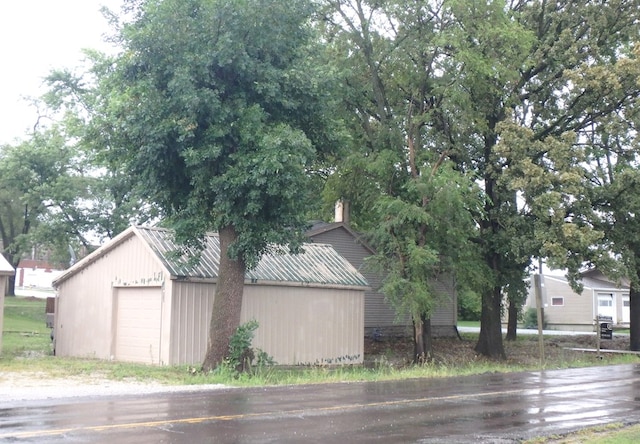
307;223;457;337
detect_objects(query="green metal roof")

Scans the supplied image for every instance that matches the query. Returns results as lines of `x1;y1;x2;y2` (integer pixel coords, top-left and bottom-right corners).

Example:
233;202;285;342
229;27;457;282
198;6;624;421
136;226;369;288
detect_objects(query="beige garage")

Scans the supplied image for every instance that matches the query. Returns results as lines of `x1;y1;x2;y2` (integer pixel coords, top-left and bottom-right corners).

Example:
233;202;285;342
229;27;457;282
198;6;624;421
53;226;367;366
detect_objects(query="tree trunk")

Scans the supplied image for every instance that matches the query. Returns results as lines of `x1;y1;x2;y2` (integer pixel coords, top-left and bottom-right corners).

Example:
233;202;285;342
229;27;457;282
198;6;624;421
413;314;433;364
3;252;16;296
202;225;246;372
505;297;518;341
7;274;15;296
630;281;640;351
475;285;506;359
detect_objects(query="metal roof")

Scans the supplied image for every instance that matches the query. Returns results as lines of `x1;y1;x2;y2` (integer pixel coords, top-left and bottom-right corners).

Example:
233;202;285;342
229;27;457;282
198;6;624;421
135;226;369;288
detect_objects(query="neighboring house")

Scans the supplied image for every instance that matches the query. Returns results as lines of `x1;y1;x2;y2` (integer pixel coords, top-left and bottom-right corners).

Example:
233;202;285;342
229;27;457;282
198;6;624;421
0;254;15;353
15;259;63;296
523;269;630;332
52;226;368;366
306;221;458;338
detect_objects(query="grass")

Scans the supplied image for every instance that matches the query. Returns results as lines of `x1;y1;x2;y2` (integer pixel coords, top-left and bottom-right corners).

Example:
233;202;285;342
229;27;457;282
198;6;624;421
525;422;640;443
1;296;52;359
457;320;480;328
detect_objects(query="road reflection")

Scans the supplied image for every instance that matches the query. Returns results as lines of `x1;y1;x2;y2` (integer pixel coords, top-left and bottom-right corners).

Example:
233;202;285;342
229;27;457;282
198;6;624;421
1;364;639;443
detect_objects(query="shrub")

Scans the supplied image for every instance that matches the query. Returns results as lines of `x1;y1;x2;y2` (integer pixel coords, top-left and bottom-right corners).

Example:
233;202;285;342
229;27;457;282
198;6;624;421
523;307;546;329
221;320;275;377
458;289;481;321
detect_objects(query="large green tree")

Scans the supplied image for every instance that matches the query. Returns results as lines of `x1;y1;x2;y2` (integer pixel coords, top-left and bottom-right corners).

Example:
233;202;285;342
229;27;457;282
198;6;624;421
0;128;99;294
320;0;487;359
576;44;640;350
42;63;161;241
94;0;339;370
322;0;640;359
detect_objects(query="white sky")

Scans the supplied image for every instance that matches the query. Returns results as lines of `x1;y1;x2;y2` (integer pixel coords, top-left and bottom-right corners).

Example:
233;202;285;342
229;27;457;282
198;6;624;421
0;0;124;145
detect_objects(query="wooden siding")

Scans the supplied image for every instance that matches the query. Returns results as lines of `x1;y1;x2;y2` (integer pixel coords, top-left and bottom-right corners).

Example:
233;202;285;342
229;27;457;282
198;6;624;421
308;227;406;330
308;225;457;336
54;234;167;360
430;274;457;327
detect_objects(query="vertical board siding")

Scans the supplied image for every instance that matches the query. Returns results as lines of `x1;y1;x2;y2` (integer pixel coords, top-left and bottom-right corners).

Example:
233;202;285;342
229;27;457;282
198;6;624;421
170;281;215;365
55;235;166;360
242;286;364;365
56;227;367;366
169;283;364;366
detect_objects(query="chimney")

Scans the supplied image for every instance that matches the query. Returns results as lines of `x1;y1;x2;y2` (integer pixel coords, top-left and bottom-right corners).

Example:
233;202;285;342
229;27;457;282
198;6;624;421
334;199;350;224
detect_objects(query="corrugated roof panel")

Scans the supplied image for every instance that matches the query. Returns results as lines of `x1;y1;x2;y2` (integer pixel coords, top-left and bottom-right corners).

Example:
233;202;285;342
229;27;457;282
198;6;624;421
134;226;368;287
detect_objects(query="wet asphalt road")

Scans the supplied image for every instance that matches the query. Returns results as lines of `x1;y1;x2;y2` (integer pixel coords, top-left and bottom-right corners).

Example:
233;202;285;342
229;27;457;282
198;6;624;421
1;364;640;443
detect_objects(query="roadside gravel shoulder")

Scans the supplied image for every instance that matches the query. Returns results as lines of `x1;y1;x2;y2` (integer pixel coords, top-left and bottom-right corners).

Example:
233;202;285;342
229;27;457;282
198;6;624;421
0;371;229;403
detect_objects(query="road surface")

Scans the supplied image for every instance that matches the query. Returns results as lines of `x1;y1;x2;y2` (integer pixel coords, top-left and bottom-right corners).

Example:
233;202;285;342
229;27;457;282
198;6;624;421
1;364;639;443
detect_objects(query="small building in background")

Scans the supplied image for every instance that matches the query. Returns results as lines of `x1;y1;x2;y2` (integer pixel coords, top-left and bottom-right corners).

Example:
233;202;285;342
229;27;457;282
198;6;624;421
15;259;63;298
53;226;368;366
0;254;16;353
523;269;629;332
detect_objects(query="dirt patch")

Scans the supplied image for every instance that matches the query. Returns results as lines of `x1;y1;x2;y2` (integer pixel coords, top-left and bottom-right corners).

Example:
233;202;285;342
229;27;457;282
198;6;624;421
364;333;636;368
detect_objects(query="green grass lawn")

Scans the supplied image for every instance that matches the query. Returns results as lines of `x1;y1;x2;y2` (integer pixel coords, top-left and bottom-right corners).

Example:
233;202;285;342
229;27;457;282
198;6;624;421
1;296;51;359
457;320;480;328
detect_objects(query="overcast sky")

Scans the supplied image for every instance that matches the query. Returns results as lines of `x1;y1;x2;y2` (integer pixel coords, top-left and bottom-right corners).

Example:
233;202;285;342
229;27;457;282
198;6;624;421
0;0;124;145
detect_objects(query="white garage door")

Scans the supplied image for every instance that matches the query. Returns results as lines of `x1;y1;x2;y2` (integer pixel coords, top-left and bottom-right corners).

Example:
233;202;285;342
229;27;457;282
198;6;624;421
115;287;162;364
597;293;616;324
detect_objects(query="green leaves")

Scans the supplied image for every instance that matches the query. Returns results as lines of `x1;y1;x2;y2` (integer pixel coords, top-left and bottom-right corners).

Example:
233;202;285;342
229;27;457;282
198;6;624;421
91;0;335;267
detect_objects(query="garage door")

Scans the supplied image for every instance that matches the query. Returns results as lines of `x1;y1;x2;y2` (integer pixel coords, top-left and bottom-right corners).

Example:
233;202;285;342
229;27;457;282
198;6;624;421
115;287;162;364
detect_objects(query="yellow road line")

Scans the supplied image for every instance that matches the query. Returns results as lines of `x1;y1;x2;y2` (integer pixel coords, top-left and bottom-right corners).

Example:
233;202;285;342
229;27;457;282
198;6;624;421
1;388;529;439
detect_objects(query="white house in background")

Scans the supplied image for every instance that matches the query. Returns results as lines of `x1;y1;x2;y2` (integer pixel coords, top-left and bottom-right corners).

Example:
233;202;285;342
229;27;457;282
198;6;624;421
523;269;629;332
0;254;16;353
15;259;63;297
53;226;368;366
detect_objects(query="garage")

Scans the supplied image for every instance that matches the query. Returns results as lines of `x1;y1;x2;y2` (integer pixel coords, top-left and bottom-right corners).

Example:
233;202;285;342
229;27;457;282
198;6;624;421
53;226;367;366
114;287;163;364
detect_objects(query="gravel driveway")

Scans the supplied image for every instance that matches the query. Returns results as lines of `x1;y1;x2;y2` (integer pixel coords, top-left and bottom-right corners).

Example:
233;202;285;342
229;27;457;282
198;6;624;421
0;371;228;403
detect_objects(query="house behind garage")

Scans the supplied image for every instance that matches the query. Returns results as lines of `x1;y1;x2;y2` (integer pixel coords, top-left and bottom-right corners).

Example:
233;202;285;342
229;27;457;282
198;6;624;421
307;220;458;337
52;226;367;366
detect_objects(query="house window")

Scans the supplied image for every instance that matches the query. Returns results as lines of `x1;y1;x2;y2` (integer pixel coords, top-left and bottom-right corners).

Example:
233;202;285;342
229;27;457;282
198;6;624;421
599;298;613;307
624;300;630;307
551;297;564;306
